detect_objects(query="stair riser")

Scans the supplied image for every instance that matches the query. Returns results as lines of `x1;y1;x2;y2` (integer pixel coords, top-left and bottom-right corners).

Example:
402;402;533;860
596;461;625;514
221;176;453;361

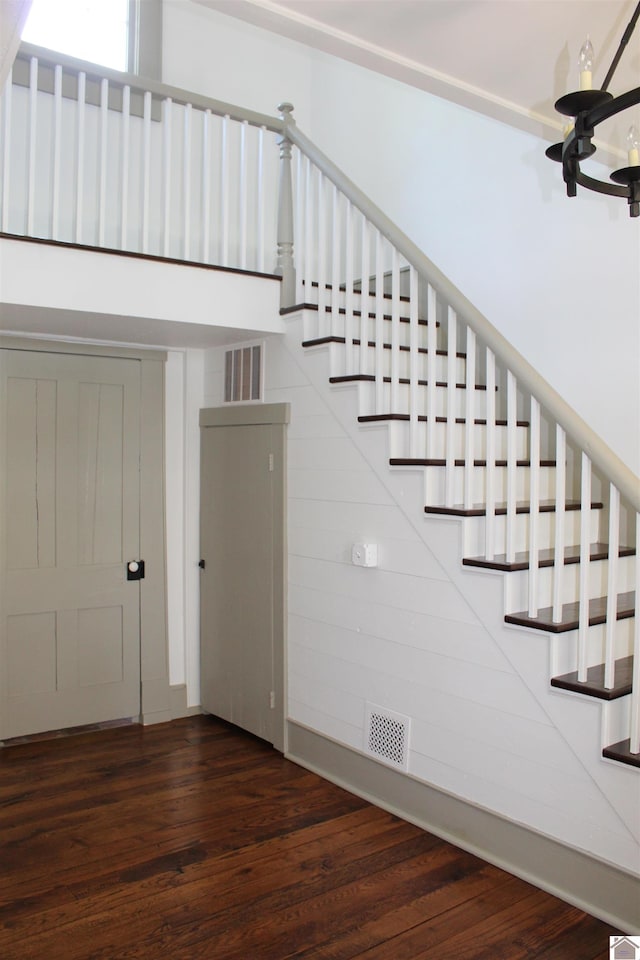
423;465;557;505
322;313;433;345
504;557;636;615
600;693;632;748
356;381;490;420
551;620;635;678
328;343;468;383
305;285;419;315
388;420;530;461
310;316;432;351
463;508;602;558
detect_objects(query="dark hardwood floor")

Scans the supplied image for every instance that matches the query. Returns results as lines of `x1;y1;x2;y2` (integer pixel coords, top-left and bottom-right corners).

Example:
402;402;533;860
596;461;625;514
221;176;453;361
0;715;619;959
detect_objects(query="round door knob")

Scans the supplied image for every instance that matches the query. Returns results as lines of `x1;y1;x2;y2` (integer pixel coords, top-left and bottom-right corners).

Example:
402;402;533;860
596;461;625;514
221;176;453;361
128;561;139;573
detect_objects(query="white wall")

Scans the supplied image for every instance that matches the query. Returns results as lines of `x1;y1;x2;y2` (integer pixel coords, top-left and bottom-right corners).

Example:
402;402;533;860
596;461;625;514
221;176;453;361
163;2;640;476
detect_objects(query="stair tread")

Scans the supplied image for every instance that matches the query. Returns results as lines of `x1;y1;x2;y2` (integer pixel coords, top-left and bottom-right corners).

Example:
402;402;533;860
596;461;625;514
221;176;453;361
505;590;635;633
331;375;488;391
602;739;640;768
463;542;635;572
424;499;602;518
302;336;460;356
551;655;633;700
359;414;529;427
392;458;555;468
292;300;431;324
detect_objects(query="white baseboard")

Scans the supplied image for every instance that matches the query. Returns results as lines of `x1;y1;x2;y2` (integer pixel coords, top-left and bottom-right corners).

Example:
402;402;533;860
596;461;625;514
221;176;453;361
286;720;640;931
169;685;202;720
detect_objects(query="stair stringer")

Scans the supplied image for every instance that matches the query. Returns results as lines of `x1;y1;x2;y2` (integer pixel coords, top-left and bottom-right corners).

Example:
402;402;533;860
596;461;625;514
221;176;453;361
272;315;640;878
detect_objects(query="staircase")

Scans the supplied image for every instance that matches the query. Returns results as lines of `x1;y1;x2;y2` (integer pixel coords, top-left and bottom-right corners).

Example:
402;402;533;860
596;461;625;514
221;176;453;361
288;271;639;770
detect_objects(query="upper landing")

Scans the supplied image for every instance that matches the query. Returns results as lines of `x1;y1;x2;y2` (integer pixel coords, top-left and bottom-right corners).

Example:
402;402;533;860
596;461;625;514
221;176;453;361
0;234;284;349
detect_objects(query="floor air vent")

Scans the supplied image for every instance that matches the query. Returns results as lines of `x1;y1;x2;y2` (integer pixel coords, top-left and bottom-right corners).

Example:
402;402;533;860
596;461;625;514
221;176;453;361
364;703;410;771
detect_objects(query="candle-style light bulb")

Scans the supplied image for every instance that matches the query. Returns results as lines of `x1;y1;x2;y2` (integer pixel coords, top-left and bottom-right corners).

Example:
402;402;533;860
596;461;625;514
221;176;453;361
627;125;640;167
578;36;594;90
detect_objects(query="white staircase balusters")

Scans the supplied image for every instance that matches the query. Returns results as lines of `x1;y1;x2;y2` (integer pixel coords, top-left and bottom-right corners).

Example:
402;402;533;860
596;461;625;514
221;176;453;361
359;217;370;376
201;108;212;263
257;125;266;273
1;71;11;232
317;172;328;331
330;183;341;337
182;102;192;261
426;284;437;460
390;247;401;416
293;142;304;304
505;371;518;564
119;84;130;250
27;56;36;237
605;484;621;689
344;198;355;376
52;64;62;241
239;119;248;270
409;267;420;459
527;397;541;618
463;327;477;512
219;114;229;267
445;307;457;508
162;97;172;258
75;70;86;243
578;453;592;682
374;230;385;414
552;426;567;623
98;77;108;248
484;348;496;560
141;90;151;254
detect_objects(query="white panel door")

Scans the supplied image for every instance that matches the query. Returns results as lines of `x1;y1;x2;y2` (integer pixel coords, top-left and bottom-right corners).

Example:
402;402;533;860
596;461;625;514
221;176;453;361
0;349;142;738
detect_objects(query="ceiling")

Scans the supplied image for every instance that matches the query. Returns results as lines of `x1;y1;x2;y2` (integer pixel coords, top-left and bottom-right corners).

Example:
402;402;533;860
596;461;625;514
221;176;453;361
200;0;640;155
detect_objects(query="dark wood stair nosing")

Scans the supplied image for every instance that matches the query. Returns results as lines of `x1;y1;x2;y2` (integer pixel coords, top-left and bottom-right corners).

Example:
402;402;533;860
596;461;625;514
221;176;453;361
550;655;633;701
423;499;602;519
331;375;490;391
602;739;640;768
504;590;635;634
391;458;556;469
462;542;635;573
358;414;530;427
302;337;464;358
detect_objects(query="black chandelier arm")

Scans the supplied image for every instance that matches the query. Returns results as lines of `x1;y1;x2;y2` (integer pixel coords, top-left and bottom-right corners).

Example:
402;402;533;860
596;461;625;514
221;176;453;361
583;85;640;129
573;168;630;199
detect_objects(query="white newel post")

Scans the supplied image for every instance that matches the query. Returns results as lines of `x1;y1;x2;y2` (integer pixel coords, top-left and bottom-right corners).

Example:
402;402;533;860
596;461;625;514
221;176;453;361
276;102;296;308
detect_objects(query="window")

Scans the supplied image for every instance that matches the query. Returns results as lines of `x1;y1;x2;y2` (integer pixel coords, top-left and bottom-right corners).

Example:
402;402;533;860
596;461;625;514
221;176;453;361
23;0;130;72
21;0;161;78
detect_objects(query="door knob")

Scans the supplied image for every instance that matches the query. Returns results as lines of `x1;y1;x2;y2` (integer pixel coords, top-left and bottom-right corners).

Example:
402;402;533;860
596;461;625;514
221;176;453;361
126;560;145;580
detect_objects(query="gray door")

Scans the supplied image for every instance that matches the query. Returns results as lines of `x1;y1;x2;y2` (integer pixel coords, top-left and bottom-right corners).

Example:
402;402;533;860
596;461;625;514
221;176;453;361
0;349;142;739
199;407;287;748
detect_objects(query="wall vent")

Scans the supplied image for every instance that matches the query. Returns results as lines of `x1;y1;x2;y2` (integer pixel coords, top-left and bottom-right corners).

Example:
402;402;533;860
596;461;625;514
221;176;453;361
364;703;410;771
224;342;263;403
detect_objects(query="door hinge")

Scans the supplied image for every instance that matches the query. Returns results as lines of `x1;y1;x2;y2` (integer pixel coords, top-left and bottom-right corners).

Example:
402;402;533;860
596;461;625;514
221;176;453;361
269;690;275;709
268;453;274;472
